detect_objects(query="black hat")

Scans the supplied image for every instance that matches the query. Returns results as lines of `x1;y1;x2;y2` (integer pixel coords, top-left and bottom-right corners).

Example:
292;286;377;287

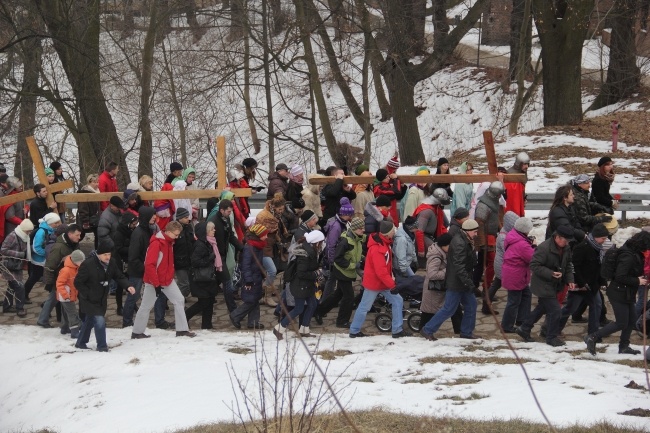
175;207;190;220
109;196;125;209
404;215;417;230
376;195;391;207
292;197;306;210
597;157;613;167
453;207;470;220
437;233;453;247
375;168;389;182
242;158;258;168
591;223;609;238
555;225;575;241
301;209;318;223
380;220;395;235
170;161;183;172
49;161;62;170
275;163;288;171
437;157;449;166
96;240;114;255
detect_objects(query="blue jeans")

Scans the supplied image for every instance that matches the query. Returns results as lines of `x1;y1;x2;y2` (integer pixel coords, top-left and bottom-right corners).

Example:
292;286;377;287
76;315;107;351
122;277;167;327
222;277;237;313
422;290;477;337
281;295;318;328
262;256;276;286
635;285;647;319
501;287;531;331
350;289;404;334
37;287;57;326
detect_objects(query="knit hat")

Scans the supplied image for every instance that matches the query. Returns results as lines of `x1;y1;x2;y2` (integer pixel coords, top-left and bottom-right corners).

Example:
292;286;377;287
42;213;61;226
404;215;417;230
245;216;256;227
380;220;395;236
49;161;62;171
249;224;269;238
355;164;369;176
120;212;137;225
305;230;325;244
375;195;391;208
275;163;288;171
70;250;86;264
597;156;613;167
415;166;430;176
437;157;449;166
386;155;400;172
242;158;258;168
514;217;533;235
301;209;318;223
175;207;190;220
110;196;125;209
453;207;470;220
290;164;304;177
45;168;54;176
170;161;183;172
350;217;364;231
462;219;479;231
19;219;34;232
555;225;575;241
437;233;453;247
572;174;591;185
339;197;354;216
591;223;609;238
292;197;306;210
96;240;114;255
376;169;389;182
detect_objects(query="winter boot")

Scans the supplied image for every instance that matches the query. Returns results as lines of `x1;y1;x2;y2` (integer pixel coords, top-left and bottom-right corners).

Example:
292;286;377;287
263;285;278;308
70;326;80;339
299;325;315;337
272;323;285;340
619;346;641;355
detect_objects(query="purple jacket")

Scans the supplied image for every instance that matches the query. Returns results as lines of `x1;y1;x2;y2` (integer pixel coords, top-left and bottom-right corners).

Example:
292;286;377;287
501;229;535;291
323;215;347;267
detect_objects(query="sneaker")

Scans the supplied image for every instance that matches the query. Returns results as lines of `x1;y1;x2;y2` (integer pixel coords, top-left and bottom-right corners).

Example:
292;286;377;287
420;330;437;341
349;332;366;338
516;327;534;343
314;314;324;325
229;315;241;329
584;335;597;356
16;309;27;318
546;337;566;347
37;322;52;329
460;334;482;340
131;333;151;339
176;331;197;338
619;346;641;355
155;321;174;330
336;322;351;329
392;330;413;338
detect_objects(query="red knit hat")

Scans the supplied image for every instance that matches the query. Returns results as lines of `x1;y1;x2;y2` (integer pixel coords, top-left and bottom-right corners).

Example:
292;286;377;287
386;155;400;173
249;224;269;238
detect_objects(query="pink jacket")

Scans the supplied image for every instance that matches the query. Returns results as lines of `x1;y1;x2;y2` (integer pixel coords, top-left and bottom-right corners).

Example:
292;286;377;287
501;229;535;291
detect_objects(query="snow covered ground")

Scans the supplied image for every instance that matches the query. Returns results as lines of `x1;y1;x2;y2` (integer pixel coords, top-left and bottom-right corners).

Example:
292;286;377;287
1;325;648;433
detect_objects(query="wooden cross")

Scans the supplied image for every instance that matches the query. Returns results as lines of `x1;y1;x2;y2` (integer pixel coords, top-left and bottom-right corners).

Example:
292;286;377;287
0;136;74;207
308;131;526;185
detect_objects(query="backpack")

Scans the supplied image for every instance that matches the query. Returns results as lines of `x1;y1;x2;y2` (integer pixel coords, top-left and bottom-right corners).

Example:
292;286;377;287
600;245;620;281
283;258;298;283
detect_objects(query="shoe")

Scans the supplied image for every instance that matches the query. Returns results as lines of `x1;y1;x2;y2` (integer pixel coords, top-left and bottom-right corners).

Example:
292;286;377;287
392;330;412;339
619;346;641;355
516;327;534;343
24;297;32;304
247;323;265;329
460;334;481;340
299;325;315;337
37;322;52;329
176;331;197;338
155;321;174;330
116;306;123;316
74;344;91;350
131;333;151;339
229;315;241;329
420;330;437;341
314;314;324;325
336;322;351;329
60;327;70;335
572;316;588;324
97;347;110;352
349;332;366;338
272;324;285;340
16;309;27;318
546;337;566;347
584;335;597;356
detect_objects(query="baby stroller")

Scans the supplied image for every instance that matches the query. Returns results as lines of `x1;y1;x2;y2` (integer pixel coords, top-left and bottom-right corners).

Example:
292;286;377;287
373;274;424;332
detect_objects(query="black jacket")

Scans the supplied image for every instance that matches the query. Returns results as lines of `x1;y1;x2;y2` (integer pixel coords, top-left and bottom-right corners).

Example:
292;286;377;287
591;171;614;211
113;213;136;272
240;234;265;303
545;204;585;241
128;206;156;278
189;222;219;298
75;254;129;316
572;185;608;232
29;196;49;227
607;244;644;304
321;179;356;224
289;242;319;299
76;187;100;228
572;237;604;293
43;234;79;285
530;237;574;298
445;231;476;292
209;211;243;262
173;222;195;270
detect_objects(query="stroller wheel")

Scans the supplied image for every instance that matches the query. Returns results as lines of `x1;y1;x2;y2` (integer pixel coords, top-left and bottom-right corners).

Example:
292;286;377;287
407;312;422;332
374;313;392;332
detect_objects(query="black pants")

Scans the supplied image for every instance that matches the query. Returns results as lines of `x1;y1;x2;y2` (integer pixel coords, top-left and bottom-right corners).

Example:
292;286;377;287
521;297;561;342
24;264;44;299
420;306;463;334
317;279;354;326
185;297;216;329
574;290;608;323
593;300;636;350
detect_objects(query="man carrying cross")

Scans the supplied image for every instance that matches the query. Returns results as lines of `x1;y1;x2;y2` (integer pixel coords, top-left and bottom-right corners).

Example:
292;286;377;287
29;184;58;228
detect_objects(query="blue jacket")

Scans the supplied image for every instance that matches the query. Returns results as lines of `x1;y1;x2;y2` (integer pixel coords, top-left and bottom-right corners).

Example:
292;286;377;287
32;221;54;265
240;234;265;303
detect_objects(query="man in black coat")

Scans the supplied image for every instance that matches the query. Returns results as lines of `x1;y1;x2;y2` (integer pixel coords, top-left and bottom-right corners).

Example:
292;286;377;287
28;183;57;227
570;174;612;232
123;206;169;329
75;241;135;352
112;212;137;316
321;168;356;225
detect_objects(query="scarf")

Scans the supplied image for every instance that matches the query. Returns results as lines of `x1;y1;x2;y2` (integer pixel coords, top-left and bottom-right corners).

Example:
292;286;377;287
247;238;266;250
14;227;31;262
597;168;615;184
586;233;605;262
82;184;100;193
206;235;223;271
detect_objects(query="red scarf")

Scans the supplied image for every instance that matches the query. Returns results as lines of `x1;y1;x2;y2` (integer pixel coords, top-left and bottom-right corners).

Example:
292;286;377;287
412;203;448;253
246;238;266;250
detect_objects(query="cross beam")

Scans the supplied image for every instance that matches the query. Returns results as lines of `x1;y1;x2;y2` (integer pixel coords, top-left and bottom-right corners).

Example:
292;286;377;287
307;173;525;185
26;136;74;207
55;188;251;203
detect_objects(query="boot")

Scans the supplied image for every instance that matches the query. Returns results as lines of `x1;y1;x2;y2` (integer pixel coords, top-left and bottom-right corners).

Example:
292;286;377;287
299;325;315;337
263;285;278;308
70;326;80;339
272;323;285;340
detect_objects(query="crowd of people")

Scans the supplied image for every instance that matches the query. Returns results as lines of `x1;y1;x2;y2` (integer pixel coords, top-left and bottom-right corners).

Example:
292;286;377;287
0;154;648;358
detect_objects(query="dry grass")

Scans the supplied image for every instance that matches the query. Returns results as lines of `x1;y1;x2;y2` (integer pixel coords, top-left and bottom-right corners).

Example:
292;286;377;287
356;376;374;383
317;349;353;360
419;356;536;365
439;375;488;386
402;377;435;384
127;357;140;365
437;391;490;401
227;347;253;355
171;409;645;433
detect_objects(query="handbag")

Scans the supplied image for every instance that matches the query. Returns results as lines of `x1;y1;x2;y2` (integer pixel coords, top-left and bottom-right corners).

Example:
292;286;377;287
192;266;217;282
428;279;445;291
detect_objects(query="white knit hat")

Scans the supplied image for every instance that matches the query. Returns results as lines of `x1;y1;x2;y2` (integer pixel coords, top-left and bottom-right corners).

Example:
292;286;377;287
41;213;61;226
19;219;34;232
305;230;325;244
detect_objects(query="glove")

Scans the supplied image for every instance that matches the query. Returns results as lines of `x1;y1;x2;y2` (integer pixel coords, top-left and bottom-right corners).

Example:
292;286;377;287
599;215;613;223
155;286;163;297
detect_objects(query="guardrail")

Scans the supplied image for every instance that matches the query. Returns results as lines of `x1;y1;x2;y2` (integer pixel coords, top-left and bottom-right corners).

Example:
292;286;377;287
525;192;650;222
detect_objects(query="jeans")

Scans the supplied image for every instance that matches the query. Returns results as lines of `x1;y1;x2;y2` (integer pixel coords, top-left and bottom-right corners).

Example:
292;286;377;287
76;315;107;351
317;279;355;326
559;290;601;335
24;263;44;299
350;288;404;334
133;282;189;334
501;287;531;332
222;277;237;313
521;297;561;342
3;278;25;311
281;295;318;328
175;269;191;297
122;277;167;327
230;300;261;327
262;256;277;286
422;290;477;337
593;300;636;350
635;285;648;319
37;288;58;326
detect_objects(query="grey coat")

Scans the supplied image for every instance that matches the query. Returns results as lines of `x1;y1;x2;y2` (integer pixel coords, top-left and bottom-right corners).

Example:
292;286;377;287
529;237;574;298
445;231;476;292
97;207;121;244
422;243;447;314
494;212;519;279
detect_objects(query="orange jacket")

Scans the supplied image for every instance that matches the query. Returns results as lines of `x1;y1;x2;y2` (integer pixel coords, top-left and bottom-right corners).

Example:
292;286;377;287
56;256;80;302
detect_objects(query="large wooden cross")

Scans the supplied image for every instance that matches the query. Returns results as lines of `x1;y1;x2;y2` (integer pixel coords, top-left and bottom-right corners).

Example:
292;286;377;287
308;131;526;185
0;136;74;207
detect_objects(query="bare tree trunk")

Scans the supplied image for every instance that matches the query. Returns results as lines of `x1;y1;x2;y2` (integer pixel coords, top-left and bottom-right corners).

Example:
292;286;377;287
243;8;261;154
410;0;427;54
155;0;172;45
589;0;640;110
161;41;188;167
309;83;321;171
509;0;532;80
269;0;286;35
182;0;207;43
361;40;372;165
329;0;346;40
262;0;275;170
138;0;157;178
432;0;450;52
121;0;134;39
230;0;246;40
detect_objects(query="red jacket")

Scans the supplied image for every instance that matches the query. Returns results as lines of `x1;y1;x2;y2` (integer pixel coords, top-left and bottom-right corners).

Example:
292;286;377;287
229;178;251;218
362;233;396;291
143;231;176;287
505;182;525;217
373;179;404;227
98;170;118;211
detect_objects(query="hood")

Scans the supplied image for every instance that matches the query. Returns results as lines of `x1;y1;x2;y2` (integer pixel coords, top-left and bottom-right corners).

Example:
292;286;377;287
289;242;310;258
182;167;196;182
120;211;137;228
138;206;156;226
367;232;391;249
502;211;518;233
38;220;54;233
505;228;531;249
422;195;441;206
220;190;235;201
268;171;287;182
394;226;410;242
172;180;187;190
63;256;79;270
80;185;99;193
59;233;78;248
364;201;384;222
195;221;208;242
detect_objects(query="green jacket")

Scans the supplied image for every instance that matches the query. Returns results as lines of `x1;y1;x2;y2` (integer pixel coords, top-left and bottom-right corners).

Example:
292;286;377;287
333;230;365;281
